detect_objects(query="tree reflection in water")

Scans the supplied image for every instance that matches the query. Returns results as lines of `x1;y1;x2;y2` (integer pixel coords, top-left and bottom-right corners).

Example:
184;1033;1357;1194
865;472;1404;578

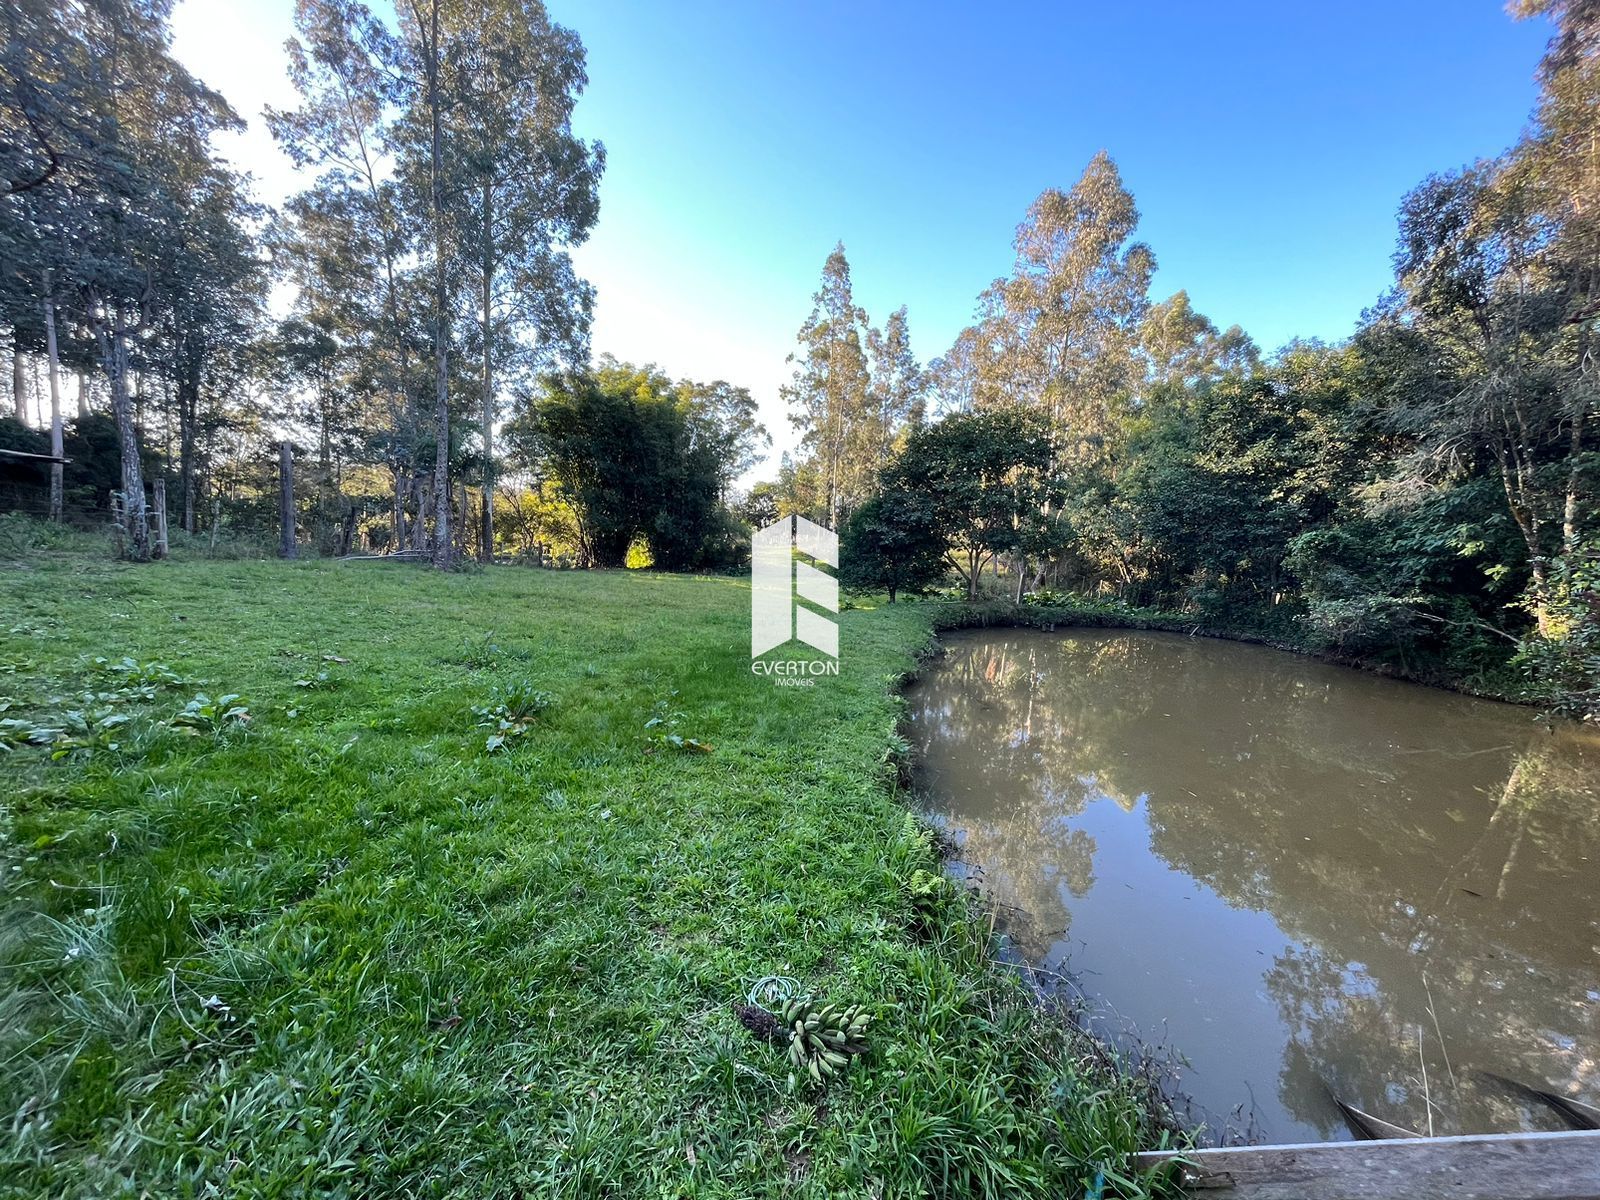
907;629;1600;1144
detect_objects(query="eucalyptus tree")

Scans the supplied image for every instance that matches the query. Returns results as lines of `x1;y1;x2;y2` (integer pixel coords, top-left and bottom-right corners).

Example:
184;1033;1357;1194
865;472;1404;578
972;152;1154;458
867;306;925;463
1139;290;1259;393
387;0;459;566
269;0;430;546
445;0;603;561
927;326;981;415
783;243;877;528
0;0;242;558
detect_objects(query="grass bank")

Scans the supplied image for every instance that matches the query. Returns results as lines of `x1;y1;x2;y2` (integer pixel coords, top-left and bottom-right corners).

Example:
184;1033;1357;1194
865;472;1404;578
1;553;1174;1199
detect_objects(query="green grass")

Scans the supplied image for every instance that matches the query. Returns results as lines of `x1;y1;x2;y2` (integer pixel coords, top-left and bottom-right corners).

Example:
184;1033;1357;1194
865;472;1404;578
1;550;1174;1198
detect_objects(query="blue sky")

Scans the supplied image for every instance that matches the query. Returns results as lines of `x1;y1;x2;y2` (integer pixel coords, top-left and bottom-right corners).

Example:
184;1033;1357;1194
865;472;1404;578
172;1;1553;473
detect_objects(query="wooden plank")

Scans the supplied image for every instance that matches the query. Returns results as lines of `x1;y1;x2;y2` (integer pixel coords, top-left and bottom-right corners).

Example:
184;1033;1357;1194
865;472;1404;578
0;447;70;463
1135;1129;1600;1200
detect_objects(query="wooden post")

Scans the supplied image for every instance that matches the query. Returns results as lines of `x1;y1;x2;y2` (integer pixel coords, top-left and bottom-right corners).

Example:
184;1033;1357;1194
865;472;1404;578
152;477;169;559
43;287;62;522
1134;1128;1600;1200
11;328;23;422
279;441;297;560
109;489;124;557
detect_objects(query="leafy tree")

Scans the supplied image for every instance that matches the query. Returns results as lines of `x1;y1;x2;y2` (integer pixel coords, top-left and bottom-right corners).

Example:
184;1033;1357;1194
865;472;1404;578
782;243;877;527
964;152;1154;458
509;359;755;570
867;306;926;458
269;0;429;548
1368;164;1574;629
1;0;244;558
446;0;603;561
390;0;460;567
675;378;768;503
1139;289;1259;392
888;408;1061;600
163;167;266;533
733;481;781;530
840;487;946;602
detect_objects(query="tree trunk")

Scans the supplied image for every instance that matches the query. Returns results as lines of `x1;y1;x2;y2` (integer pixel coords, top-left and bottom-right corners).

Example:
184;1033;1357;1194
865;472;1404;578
152;476;169;559
278;441;297;560
101;312;150;561
177;352;199;535
1562;399;1585;559
480;179;495;563
414;475;431;552
424;0;452;570
392;466;406;552
11;328;23;422
76;372;88;421
336;501;356;557
43;290;62;522
317;403;333;552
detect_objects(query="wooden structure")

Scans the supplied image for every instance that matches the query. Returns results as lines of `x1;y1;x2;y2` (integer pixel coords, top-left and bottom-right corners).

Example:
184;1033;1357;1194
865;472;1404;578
0;447;70;463
338;549;431;563
152;476;168;558
1136;1129;1600;1199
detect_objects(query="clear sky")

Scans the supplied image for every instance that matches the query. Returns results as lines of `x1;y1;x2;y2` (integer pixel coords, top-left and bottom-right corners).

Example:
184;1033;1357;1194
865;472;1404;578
170;1;1553;475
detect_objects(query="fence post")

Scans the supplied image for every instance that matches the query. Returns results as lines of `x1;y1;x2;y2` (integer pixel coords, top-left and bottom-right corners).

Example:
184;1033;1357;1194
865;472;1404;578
152;477;169;559
109;489;125;558
279;441;297;560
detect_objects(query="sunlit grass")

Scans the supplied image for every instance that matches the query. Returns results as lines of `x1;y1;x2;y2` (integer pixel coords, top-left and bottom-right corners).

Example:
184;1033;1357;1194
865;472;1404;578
1;553;1174;1198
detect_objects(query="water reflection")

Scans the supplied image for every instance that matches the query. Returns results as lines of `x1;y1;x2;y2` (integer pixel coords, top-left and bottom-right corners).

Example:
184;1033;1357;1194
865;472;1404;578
907;629;1600;1144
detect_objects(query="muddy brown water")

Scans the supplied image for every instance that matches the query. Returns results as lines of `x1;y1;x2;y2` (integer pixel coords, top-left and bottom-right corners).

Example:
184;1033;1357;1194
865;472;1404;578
905;628;1600;1145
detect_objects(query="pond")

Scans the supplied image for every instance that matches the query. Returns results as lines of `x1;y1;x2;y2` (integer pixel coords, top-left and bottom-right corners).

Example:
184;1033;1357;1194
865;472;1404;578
905;628;1600;1145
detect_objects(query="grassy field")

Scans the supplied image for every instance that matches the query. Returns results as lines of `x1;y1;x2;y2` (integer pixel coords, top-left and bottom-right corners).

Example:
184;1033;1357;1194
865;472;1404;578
1;548;1170;1199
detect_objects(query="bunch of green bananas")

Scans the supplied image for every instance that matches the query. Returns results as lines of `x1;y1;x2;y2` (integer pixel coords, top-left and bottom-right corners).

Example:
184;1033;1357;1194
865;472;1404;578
778;997;872;1083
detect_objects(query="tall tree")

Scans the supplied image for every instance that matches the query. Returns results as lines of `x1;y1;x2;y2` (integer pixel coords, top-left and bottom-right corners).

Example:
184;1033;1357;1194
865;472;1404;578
268;0;425;546
1507;0;1599;563
448;0;603;562
783;243;876;528
970;151;1154;457
1139;289;1258;392
1;0;243;559
867;305;925;463
1369;164;1572;628
392;0;457;568
164;167;265;533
